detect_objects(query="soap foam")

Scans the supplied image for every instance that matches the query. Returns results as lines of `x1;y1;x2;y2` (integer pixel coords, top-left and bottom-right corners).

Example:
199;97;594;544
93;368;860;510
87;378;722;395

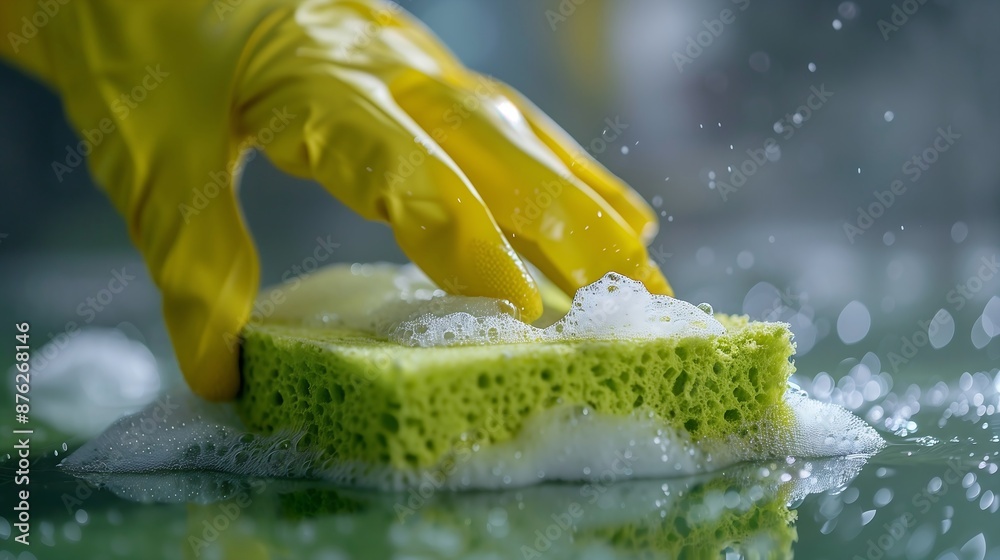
405;387;884;490
61;390;322;479
63;385;884;491
382;272;726;347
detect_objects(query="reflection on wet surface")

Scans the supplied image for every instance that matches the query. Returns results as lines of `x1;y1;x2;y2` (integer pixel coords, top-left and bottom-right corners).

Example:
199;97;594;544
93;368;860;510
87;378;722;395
28;455;866;559
2;364;995;560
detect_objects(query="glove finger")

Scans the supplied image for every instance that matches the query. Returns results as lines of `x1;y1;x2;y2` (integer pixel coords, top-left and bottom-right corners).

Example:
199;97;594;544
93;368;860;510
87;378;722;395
239;73;543;321
389;73;672;298
494;83;660;245
140;149;259;401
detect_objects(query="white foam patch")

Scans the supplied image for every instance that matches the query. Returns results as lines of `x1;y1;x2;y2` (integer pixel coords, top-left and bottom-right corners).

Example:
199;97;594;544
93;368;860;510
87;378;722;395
423;388;884;490
61;390;322;478
63;387;884;491
768;391;887;458
383;273;725;347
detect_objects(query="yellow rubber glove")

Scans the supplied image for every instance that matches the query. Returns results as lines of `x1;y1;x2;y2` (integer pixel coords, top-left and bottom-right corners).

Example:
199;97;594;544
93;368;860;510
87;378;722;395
1;0;672;401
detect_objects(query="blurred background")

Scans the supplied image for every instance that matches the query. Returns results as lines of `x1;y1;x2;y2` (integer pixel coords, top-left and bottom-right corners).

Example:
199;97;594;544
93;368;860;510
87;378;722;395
3;2;1000;559
1;0;998;391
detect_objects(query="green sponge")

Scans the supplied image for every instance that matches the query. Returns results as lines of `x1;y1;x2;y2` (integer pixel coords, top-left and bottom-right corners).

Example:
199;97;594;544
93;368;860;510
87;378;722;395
237;312;795;473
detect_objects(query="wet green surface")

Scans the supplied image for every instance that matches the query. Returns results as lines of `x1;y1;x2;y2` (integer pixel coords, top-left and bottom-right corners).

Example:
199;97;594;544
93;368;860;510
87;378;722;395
2;357;999;560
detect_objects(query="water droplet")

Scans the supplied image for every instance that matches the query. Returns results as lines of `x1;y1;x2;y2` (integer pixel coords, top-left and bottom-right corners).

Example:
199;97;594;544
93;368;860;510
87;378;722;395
929;309;955;349
884;110;895;122
621;146;629;155
808;62;817;72
837;300;871;344
832;19;843;30
749;51;771;72
951;221;968;243
861;509;876;525
737;250;754;269
838;1;859;19
873;487;893;507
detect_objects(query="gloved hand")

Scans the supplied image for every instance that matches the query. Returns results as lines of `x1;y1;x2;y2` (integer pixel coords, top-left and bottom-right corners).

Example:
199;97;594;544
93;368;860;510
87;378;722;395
1;0;672;401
